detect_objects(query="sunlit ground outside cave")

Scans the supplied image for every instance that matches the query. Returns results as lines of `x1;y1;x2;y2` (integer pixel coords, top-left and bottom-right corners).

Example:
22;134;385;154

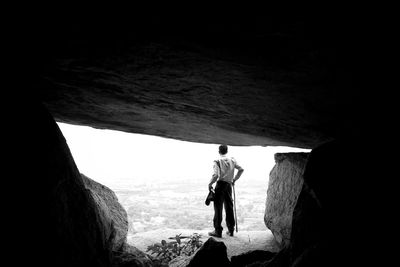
58;122;310;258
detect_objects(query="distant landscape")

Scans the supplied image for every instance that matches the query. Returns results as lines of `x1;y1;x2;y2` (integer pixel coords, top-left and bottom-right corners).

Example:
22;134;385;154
111;178;269;238
57;122;309;246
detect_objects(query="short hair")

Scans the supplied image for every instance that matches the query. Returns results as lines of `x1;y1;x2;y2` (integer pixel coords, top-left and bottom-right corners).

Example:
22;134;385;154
219;145;228;155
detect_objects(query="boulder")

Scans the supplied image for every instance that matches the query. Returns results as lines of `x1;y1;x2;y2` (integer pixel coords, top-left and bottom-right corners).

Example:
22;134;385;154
81;173;155;267
81;174;128;252
187;237;230;267
261;138;374;266
264;153;309;247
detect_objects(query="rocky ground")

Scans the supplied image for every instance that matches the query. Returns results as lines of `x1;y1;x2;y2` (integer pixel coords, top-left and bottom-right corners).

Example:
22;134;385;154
128;228;280;260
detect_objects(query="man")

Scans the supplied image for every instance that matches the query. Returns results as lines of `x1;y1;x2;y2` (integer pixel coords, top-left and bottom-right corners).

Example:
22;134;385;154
208;144;244;238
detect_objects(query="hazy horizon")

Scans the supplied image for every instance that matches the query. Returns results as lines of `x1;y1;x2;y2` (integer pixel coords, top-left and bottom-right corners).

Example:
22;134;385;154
57;122;310;189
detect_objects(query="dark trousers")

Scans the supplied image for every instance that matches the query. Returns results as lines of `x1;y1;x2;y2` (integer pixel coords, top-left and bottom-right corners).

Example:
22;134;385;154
213;180;235;234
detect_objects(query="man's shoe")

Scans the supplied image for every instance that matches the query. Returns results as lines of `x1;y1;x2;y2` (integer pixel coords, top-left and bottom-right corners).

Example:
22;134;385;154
208;230;222;238
226;231;234;237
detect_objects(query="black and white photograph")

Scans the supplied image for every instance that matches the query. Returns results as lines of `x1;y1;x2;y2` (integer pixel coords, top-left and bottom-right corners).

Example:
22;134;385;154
7;4;382;267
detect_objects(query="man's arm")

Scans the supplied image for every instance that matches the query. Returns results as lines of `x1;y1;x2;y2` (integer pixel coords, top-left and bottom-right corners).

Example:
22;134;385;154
233;168;244;184
208;161;219;190
233;161;244;184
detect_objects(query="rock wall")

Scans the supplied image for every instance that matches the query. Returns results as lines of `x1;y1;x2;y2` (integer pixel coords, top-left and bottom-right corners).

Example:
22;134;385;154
19;103;113;267
264;153;309;247
14;103;151;267
255;138;375;266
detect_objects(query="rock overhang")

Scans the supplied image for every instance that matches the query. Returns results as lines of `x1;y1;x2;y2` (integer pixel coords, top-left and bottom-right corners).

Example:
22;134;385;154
29;9;363;149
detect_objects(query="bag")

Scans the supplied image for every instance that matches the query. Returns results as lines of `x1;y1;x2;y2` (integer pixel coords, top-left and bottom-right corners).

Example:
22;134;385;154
205;189;215;206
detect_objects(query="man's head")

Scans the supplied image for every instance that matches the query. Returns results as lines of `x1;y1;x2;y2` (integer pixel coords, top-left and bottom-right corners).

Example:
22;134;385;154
219;145;228;155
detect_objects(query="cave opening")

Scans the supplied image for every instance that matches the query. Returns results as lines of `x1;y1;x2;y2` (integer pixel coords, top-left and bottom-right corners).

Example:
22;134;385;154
57;121;310;260
8;5;378;265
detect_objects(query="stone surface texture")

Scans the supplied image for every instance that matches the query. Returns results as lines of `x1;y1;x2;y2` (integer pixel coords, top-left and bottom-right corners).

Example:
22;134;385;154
264;153;309;247
30;11;363;149
82;174;129;252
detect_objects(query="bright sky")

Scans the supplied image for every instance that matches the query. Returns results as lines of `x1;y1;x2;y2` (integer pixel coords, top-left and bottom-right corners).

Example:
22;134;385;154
57;122;310;188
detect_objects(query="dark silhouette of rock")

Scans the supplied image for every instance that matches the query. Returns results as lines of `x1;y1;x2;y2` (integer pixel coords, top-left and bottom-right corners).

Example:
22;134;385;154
12;103;112;267
10;103;156;267
231;250;276;267
260;138;374;266
264;153;309;248
286;140;348;266
259;248;291;267
187;237;230;267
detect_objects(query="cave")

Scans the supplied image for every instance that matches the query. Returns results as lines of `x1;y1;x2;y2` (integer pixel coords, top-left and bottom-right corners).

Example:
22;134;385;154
9;6;378;267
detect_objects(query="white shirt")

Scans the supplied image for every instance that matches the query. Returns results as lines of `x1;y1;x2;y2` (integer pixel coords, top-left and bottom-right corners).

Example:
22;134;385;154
211;154;243;184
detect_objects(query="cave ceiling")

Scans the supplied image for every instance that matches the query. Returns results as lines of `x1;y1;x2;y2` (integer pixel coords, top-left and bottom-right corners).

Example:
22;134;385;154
32;9;363;148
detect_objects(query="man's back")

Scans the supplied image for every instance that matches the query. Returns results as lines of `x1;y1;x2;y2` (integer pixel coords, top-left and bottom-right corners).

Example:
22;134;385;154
215;155;242;184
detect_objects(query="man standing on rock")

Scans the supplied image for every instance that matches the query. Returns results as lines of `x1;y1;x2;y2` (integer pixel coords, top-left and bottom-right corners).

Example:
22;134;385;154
208;144;244;238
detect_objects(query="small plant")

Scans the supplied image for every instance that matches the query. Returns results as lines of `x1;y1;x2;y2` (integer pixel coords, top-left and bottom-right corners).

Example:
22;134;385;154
180;233;202;256
146;233;203;264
